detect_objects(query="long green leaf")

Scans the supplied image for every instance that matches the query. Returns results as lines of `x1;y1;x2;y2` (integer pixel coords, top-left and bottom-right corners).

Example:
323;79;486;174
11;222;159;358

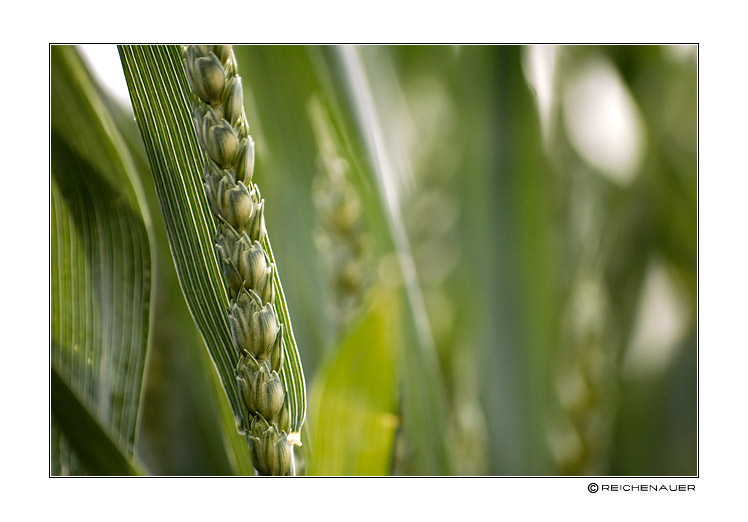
50;45;152;474
118;45;307;440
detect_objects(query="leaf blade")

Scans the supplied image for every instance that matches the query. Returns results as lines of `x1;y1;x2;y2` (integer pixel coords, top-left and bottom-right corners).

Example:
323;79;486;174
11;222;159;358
50;45;152;474
118;44;307;440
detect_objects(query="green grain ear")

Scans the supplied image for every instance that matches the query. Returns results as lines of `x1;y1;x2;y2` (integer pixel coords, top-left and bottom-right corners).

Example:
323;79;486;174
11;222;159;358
183;44;305;476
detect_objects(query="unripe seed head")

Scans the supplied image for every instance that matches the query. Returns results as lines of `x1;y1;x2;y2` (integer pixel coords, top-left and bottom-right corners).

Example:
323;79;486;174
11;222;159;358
184;44;301;473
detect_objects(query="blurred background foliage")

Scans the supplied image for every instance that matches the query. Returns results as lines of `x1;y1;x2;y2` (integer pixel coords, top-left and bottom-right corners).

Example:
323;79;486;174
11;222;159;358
52;44;696;476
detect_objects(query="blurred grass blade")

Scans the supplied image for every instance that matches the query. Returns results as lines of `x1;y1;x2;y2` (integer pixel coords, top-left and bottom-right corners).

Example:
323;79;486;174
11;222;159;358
319;45;451;474
456;46;555;473
118;45;306;437
308;288;399;475
51;365;143;476
50;45;152;474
